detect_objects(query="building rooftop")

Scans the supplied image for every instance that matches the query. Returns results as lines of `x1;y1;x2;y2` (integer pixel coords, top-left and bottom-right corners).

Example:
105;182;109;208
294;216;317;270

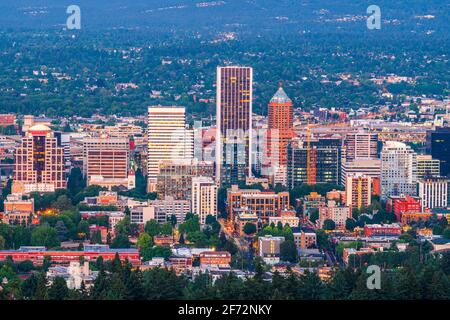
270;86;292;105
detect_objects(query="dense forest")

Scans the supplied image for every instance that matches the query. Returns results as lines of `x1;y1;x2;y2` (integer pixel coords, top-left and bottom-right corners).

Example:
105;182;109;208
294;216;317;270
1;252;449;300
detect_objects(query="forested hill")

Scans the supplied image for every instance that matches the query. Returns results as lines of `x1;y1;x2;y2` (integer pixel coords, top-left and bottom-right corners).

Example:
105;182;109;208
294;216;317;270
0;1;448;117
0;0;448;35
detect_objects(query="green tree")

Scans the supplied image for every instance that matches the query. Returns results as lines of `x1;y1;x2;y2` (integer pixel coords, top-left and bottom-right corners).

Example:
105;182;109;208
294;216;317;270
323;219;336;231
91;230;103;244
55;220;69;241
280;240;298;263
179;215;200;234
159;223;173;236
137;232;153;261
142;268;187;300
111;233;131;249
144;220;160;237
31;225;60;248
105;273;126;300
243;223;257;235
393;267;421;300
48;276;69;300
309;208;319;223
297;271;325;299
53;195;74;212
33;273;49;300
443;227;450;239
326;268;356;300
345;218;357;231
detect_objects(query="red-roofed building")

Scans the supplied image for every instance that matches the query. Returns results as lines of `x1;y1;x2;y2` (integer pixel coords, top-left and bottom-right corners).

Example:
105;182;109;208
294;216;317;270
199;251;231;268
364;224;402;237
387;196;422;221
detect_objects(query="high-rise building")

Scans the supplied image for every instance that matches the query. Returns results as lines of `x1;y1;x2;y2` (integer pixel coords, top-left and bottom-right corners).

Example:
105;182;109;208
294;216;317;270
345;174;372;210
13;125;66;193
147;106;193;191
266;85;294;186
341;158;381;185
287;137;342;188
381;141;417;198
416;155;441;179
191;176;217;225
428;127;450;177
344;131;378;162
216;66;253;185
418;177;448;209
83;136;132;189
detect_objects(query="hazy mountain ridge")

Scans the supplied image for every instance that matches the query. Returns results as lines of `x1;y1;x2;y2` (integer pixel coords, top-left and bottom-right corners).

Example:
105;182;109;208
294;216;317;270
0;0;448;34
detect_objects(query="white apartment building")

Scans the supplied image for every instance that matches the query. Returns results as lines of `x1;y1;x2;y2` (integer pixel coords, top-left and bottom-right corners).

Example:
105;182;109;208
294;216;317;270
381;141;417;198
191;176;217;224
418;177;448;209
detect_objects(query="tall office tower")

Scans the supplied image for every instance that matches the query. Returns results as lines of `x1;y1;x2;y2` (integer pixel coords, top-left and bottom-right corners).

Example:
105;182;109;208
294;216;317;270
191;176;218;225
287;137;342;188
344;131;378;162
12;125;66;194
267;84;294;186
417;155;441;179
216;66;253;185
428;127;450;177
380;141;417;198
345;174;372;210
83;136;132;189
418;177;448;209
147;106;193;192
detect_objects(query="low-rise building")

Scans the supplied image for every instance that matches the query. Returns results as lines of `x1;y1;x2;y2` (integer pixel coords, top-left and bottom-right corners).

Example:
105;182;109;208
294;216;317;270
227;185;290;224
0;245;140;265
3;193;35;225
318;200;351;230
199;251;231;269
148;196;190;224
268;210;299;228
258;235;285;265
302;192;326;217
47;261;98;289
235;210;259;237
293;231;317;249
89;225;108;243
130;206;155;226
387;195;422;221
363;224;402;237
154;235;175;246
